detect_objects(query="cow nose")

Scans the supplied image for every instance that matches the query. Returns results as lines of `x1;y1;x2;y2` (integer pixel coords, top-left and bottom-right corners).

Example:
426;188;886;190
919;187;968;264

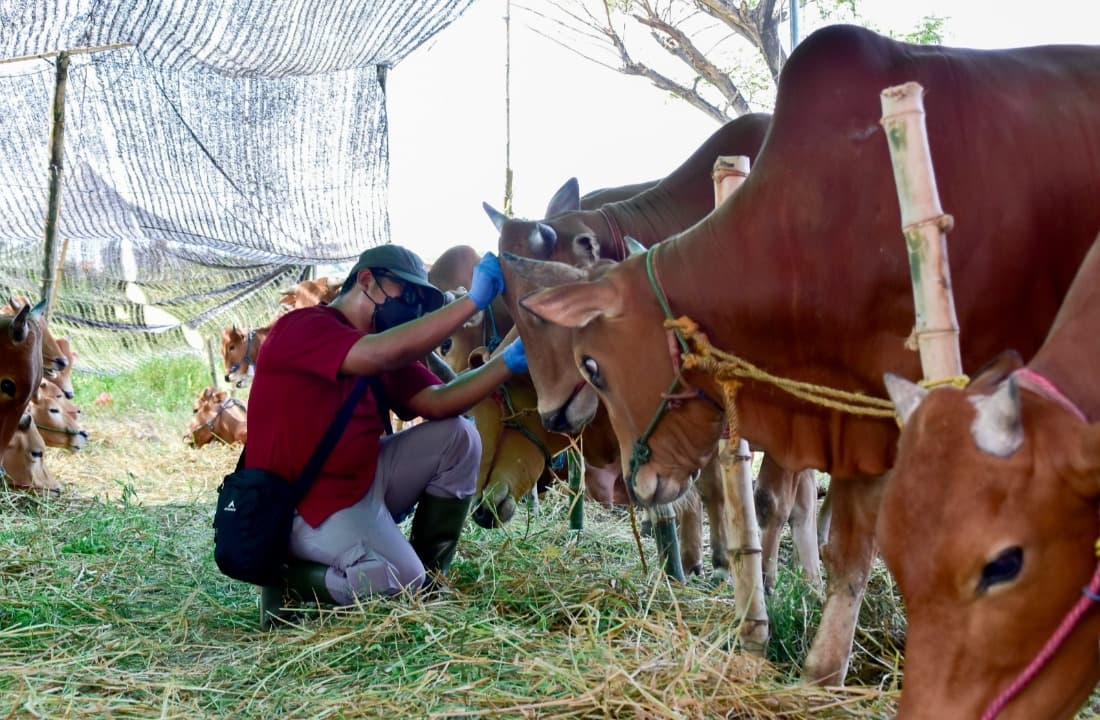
224;374;232;382
540;408;572;433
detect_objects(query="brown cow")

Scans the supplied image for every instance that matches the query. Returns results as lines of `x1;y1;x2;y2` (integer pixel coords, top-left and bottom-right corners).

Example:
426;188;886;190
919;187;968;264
52;336;77;399
186;387;247;447
31;378;87;450
1;412;60;495
487;113;820;591
277;276;339;312
1;298;65;383
511;25;1100;684
221;324;272;388
878;236;1100;719
0;300;44;453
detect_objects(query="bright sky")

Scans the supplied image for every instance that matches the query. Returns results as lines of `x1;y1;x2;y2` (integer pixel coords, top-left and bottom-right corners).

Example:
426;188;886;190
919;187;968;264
386;0;1100;265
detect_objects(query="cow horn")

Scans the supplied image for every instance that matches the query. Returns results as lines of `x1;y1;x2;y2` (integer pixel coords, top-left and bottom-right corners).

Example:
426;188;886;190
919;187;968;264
624;235;647;257
970;377;1023;457
483;202;508;232
545;178;580;218
17;412;32;431
884;373;928;425
9;302;31;343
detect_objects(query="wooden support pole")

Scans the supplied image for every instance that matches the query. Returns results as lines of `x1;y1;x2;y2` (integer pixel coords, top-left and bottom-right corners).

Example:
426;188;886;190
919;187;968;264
41;51;69;323
712;155;769;653
206;336;220;389
880;82;963;380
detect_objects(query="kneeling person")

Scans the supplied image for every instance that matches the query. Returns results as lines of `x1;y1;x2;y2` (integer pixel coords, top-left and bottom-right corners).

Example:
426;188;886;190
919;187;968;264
245;244;527;627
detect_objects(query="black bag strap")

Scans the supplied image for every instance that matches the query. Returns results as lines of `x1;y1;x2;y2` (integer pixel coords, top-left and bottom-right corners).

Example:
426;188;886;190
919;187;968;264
368;375;393;436
290;375;371;504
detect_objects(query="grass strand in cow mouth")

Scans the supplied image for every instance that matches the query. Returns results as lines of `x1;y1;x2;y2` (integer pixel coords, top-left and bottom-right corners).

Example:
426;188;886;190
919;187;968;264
0;355;916;718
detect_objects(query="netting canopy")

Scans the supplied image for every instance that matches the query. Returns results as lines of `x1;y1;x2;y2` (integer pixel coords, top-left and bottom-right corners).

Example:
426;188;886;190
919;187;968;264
0;0;477;371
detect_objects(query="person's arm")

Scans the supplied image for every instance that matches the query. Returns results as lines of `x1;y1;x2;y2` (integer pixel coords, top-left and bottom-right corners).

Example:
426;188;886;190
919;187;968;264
405;338;527;420
341;297;479;376
340;253;504;377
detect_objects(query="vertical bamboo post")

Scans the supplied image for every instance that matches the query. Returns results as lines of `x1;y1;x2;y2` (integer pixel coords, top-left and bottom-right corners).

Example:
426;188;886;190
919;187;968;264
880;82;963;381
206;336;220;389
502;0;513;217
712;154;769;652
41;51;70;323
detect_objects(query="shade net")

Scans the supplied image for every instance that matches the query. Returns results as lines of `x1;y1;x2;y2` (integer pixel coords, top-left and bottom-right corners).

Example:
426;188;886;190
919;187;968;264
0;0;475;371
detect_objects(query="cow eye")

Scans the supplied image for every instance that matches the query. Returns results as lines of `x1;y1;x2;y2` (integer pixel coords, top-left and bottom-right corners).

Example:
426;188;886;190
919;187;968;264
1;378;14;397
440;338;453;356
581;356;603;387
49;407;60;415
978;546;1023;594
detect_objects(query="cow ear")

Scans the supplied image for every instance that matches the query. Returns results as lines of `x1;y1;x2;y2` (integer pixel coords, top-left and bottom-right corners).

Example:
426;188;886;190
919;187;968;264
884;373;928;425
970;377;1023;457
483;202;508;232
520;277;621;329
29;298;46;319
967;350;1024;393
545;178;580;218
9;302;31;342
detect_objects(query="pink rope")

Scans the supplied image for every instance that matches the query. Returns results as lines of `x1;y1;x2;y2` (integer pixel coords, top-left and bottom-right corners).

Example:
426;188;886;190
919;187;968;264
980;548;1100;719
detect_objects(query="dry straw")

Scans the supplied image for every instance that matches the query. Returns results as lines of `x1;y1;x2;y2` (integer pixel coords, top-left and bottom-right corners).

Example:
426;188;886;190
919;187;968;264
0;407;901;718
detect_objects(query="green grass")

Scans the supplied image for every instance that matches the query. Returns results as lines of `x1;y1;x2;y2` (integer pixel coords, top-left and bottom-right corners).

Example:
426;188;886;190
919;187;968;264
74;353;229;418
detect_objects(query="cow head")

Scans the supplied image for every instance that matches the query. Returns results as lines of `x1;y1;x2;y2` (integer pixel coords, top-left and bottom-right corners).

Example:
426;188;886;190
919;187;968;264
186;387;247;447
487;186;616;435
513;253;720;506
52;336;76;399
0;300;45;453
32;378;87;450
879;362;1100;720
221;325;260;388
1;412;60;496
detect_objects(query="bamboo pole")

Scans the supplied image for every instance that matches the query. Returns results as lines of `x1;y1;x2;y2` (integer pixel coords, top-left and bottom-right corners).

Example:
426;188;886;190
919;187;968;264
502;0;514;217
206;337;220;389
880;82;963;380
712;154;769;653
41;51;69;324
0;43;130;66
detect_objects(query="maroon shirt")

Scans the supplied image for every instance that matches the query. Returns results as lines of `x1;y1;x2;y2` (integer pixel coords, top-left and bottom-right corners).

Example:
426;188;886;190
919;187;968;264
245;305;440;527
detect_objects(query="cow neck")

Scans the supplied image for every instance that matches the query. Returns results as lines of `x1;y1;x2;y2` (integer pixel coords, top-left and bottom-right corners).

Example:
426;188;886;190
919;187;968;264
606;187;713;251
1026;241;1100;422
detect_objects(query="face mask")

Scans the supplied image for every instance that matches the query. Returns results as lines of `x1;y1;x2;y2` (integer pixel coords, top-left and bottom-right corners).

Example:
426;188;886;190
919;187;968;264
373;295;422;331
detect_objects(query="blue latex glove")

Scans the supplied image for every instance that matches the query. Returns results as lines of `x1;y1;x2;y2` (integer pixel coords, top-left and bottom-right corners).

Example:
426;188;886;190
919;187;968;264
501;338;528;374
468;251;505;310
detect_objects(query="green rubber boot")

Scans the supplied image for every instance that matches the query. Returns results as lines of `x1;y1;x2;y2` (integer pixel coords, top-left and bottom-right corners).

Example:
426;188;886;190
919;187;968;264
408;494;474;589
259;560;334;630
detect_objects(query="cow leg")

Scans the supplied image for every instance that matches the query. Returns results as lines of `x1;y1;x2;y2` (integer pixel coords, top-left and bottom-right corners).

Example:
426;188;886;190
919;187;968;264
674;483;704;576
754;453;793;596
789;469;823;595
719;438;768;654
803;473;884;685
695;455;731;582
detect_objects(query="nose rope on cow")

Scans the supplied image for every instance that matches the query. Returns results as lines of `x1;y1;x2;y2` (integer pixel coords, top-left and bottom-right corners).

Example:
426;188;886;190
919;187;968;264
980;375;1098;720
34;422;84;436
626;247;726;493
483;305;503;354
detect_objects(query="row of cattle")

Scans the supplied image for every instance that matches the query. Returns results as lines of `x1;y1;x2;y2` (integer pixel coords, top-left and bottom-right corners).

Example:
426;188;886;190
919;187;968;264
0;301;88;494
483;23;1100;720
187;22;1100;718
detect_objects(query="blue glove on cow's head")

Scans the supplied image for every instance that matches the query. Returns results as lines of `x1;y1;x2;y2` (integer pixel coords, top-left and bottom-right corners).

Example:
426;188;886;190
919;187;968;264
501;338;528;374
468;251;505;310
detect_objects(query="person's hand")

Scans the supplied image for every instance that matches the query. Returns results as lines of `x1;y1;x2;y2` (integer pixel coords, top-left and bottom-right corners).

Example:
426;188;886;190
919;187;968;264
501;338;528;374
468;252;505;310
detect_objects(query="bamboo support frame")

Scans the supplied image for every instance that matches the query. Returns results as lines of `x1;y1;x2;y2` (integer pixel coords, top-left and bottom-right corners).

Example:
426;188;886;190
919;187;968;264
880;82;963;381
41;51;69;323
712;155;769;652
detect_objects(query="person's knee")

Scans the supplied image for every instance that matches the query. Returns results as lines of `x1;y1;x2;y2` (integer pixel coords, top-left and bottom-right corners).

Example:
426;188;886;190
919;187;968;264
439;416;480;493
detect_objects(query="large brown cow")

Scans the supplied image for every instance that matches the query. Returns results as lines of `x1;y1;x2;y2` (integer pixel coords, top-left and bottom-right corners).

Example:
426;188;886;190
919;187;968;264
878;236;1100;719
0;300;44;453
488;113;820;594
512;25;1100;684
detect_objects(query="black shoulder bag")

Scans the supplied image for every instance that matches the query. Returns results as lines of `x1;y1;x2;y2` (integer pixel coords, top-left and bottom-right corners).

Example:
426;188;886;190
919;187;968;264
213;376;390;586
